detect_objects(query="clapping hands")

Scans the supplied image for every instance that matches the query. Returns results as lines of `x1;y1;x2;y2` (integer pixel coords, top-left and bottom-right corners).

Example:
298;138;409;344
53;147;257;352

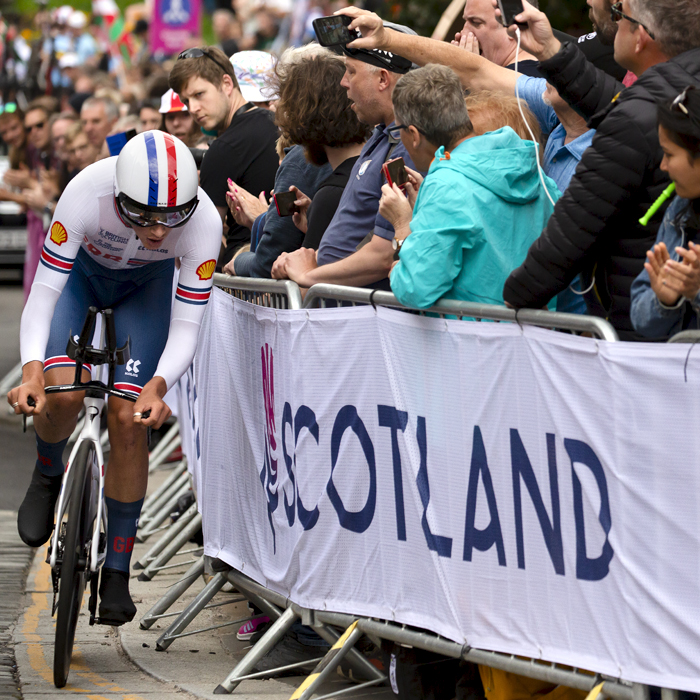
645;241;700;306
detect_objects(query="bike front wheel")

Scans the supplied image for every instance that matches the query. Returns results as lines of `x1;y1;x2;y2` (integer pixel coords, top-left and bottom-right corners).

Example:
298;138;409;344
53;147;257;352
53;440;95;688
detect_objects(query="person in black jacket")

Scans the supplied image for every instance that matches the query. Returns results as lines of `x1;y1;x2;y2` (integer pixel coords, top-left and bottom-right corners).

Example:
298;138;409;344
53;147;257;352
500;0;700;338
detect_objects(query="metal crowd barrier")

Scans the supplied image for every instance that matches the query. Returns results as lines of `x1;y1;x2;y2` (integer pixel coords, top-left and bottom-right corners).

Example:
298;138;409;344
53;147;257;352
302;284;619;341
213;273;303;309
136;278;683;699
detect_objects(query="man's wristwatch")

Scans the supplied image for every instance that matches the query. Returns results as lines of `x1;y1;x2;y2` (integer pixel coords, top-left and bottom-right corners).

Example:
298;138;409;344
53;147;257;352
392;237;405;252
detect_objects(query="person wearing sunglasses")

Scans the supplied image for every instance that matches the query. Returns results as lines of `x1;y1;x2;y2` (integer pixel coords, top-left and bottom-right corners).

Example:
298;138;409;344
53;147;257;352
168;45;279;266
8;130;221;625
631;87;700;338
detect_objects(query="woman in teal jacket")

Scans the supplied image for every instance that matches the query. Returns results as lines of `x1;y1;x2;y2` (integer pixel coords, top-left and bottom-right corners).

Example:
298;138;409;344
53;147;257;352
382;66;559;310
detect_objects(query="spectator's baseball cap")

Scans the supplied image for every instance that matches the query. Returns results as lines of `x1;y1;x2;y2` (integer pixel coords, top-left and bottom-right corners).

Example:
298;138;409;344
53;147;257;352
339;20;417;74
159;89;187;114
229;51;277;103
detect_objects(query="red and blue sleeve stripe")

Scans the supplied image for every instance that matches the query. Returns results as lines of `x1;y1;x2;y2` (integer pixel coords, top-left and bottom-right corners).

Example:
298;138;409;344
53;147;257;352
40;245;74;274
175;283;212;306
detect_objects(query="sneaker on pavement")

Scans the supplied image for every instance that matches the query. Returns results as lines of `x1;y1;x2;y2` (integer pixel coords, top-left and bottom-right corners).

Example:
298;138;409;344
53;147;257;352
237;615;271;641
98;568;136;626
17;467;63;547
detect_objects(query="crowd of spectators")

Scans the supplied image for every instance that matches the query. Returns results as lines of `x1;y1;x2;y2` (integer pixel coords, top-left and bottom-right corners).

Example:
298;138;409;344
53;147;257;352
4;0;700;691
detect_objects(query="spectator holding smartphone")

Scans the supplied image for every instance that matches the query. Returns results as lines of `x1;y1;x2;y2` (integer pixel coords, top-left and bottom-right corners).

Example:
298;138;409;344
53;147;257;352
631;86;700;338
384;64;558;309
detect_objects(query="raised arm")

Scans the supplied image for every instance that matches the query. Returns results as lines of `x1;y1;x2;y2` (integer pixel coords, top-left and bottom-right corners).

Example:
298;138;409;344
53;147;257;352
337;7;518;94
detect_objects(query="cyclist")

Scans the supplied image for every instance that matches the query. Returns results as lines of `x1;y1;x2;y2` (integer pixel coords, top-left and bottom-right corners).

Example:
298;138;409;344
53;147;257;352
7;131;222;625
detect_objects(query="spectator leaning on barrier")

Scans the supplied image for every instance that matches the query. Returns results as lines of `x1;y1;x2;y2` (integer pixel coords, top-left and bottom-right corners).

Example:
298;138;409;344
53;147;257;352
382;65;558;309
631;86;700;338
501;0;700;338
169;46;279;266
230;45;371;277
271;21;421;289
81;96;119;153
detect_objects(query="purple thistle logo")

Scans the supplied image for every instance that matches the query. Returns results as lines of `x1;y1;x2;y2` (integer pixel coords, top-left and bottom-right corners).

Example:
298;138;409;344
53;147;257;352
260;343;279;551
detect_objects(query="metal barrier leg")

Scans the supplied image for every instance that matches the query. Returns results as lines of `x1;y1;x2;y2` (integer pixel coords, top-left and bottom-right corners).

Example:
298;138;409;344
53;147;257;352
633;686;651;700
214;606;299;694
155;571;229;650
312;619;385;686
140;555;206;630
134;502;198;570
147;420;179;466
661;690;679;700
138;511;202;581
137;479;192;542
149;433;182;474
290;622;379;700
142;459;187;513
139;470;190;527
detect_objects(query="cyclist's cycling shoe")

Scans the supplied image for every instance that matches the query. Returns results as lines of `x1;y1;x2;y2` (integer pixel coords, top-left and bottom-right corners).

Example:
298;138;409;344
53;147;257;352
98;568;137;625
17;467;63;547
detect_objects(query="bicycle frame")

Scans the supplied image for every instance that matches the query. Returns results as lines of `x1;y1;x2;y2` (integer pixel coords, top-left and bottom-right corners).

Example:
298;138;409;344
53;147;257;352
45;305;133;576
49;394;107;573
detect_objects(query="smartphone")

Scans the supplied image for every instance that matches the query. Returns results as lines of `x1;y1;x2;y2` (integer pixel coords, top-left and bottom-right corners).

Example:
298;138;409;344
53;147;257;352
312;15;361;47
496;0;525;27
382;157;408;190
274;190;297;217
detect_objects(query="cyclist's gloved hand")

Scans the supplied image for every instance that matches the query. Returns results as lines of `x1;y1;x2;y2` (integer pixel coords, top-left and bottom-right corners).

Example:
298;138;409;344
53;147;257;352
132;377;171;430
7;360;45;415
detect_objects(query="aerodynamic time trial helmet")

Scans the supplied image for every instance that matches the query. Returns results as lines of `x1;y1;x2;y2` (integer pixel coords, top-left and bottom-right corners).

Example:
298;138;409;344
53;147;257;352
114;130;199;228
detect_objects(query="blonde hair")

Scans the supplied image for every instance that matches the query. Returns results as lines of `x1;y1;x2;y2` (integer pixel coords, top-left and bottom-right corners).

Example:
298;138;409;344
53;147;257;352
465;90;542;151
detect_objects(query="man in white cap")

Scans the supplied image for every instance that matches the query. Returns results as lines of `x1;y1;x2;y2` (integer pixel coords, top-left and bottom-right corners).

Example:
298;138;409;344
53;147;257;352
159;88;201;147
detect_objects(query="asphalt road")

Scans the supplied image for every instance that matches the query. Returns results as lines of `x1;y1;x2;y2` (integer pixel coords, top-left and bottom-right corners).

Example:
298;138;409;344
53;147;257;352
0;282;35;510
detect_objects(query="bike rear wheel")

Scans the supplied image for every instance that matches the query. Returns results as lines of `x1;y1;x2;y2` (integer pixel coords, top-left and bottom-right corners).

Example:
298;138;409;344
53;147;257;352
53;440;95;688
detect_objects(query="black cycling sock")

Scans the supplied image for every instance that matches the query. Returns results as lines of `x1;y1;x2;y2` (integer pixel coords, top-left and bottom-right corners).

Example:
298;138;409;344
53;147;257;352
104;497;143;572
35;434;69;477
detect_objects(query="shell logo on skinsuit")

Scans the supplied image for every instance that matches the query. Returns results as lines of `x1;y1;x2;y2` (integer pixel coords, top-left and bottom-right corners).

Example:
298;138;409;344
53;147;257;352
50;222;68;246
196;259;216;280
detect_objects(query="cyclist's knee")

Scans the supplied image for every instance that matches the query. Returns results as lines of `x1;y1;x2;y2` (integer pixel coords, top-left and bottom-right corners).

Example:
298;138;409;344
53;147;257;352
44;390;84;423
108;398;147;437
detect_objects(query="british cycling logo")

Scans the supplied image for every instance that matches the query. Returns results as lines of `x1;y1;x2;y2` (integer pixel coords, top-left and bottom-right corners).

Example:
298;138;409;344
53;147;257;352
260;343;279;552
50;222;68;246
196;259;216;280
98;228;129;245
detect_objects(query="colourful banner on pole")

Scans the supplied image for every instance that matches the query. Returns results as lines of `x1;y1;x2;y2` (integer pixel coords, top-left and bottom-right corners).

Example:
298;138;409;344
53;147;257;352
149;0;202;56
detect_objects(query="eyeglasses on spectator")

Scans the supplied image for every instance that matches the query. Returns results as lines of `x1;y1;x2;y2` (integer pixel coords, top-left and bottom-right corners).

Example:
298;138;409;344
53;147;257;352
27;121;46;132
388;124;427;139
609;2;655;40
0;103;17;115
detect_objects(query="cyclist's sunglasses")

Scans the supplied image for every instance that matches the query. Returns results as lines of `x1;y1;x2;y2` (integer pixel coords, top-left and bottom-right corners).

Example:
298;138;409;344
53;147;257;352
609;2;655;40
117;192;199;228
177;47;233;75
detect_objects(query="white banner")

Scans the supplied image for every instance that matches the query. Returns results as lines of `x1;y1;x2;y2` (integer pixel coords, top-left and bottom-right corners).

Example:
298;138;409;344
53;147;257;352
193;288;700;692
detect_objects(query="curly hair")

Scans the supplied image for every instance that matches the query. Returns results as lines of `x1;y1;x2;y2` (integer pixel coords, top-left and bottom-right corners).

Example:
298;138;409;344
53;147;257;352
272;44;371;165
